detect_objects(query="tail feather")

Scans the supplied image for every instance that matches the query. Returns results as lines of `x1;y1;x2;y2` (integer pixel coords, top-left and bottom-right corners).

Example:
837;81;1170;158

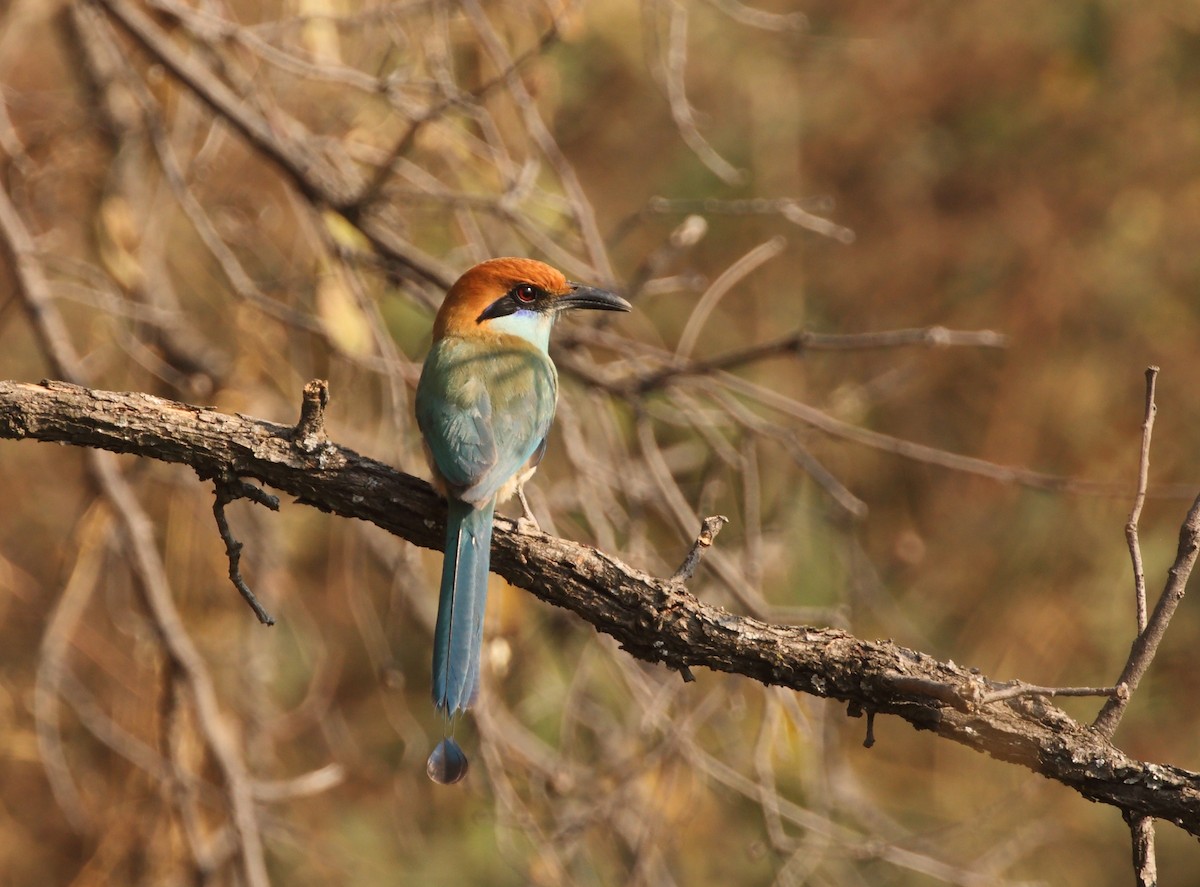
432;497;496;715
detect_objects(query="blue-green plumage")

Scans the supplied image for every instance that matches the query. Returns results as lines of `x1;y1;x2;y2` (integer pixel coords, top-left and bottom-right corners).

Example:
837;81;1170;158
416;328;557;716
431;497;495;713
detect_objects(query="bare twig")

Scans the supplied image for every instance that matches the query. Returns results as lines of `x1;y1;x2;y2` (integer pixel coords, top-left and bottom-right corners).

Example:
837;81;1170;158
625;194;852;244
293;378;331;452
675;236;785;359
646;194;834;216
630;324;1008;394
704;0;808;33
636;415;768;614
1126;811;1157;887
657;698;1029;887
561;322;1148;509
979;682;1120;706
1093;490;1200;738
212;476;278;626
623;214;708;303
1127;367;1159;634
251;763;346;801
707;386;869;521
671;515;729;582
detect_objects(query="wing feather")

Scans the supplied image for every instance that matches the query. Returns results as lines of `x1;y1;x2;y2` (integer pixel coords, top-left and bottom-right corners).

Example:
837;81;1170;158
416;336;557;505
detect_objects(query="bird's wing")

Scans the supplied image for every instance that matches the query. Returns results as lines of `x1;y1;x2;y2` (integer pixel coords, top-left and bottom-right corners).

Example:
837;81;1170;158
416;336;557;505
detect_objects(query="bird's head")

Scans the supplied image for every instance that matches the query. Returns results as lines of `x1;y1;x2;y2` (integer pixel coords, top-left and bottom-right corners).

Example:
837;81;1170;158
433;258;631;347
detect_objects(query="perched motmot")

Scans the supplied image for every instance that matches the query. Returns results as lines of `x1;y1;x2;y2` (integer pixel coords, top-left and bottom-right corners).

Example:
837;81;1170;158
415;257;630;783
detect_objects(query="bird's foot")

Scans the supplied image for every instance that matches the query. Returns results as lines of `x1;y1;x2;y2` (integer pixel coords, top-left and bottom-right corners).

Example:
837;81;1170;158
515;486;542;533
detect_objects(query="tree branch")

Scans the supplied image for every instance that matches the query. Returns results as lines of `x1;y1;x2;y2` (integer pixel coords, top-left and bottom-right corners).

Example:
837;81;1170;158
1;378;1199;835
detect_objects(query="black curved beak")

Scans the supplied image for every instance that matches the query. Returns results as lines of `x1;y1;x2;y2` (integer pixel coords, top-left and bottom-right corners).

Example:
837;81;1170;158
556;282;632;313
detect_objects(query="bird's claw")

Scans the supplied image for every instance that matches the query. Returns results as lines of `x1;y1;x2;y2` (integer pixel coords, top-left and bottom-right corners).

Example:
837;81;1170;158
515;514;542;534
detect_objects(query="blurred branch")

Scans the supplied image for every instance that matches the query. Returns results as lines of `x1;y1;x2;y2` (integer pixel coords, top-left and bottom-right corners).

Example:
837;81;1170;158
618;193;853;246
675;236;785;359
0;180;270;885
460;0;614;284
623;324;1008;394
353;19;563;208
2;379;1199;836
662;1;744;185
65;0;345;349
91;0;455;293
714;370;1195;499
703;0;808;34
558;326;1194;502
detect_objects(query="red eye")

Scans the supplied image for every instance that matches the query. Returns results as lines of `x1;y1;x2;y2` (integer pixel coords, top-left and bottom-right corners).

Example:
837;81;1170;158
514;284;538;303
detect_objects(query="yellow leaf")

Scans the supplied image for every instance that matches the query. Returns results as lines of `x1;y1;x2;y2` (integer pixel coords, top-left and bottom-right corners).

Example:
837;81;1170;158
316;271;374;357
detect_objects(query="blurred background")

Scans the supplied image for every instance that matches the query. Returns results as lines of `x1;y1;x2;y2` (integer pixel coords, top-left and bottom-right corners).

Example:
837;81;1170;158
1;0;1199;884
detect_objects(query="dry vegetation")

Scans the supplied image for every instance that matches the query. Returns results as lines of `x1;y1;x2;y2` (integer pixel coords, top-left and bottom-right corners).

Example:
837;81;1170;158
2;1;1200;885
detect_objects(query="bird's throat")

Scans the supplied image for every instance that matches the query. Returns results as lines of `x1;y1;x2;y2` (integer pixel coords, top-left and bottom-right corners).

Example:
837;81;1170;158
483;309;553;352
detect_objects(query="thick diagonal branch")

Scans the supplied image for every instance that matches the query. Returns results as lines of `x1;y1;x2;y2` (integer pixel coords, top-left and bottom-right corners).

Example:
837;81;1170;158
1;379;1199;834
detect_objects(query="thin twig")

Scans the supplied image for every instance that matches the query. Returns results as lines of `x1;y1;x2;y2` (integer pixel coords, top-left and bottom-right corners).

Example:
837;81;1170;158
565;328;1193;502
704;0;808;33
663;2;744;185
1127;367;1158;634
675;236;786;359
627;195;852;244
33;505;110;833
646;194;834;216
250;763;346;801
979;682;1120;706
632;324;1007;394
714;370;1194;499
706;387;869;521
637;417;767;614
623;214;708;303
212;477;278;626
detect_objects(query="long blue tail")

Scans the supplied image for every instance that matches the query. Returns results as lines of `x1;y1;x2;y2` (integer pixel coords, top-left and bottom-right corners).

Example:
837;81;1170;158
432;497;495;716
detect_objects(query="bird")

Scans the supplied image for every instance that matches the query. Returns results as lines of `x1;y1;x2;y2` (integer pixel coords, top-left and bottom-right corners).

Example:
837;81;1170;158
415;257;631;784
